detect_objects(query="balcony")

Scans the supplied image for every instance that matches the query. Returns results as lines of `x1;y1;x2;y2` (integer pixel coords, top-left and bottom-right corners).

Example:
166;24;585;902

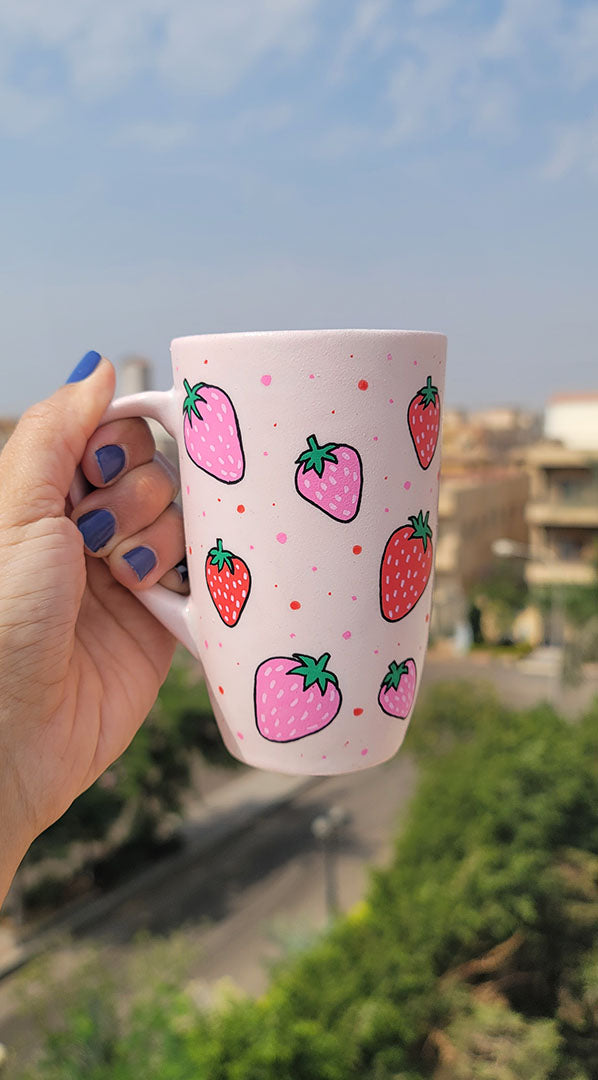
526;485;598;527
525;560;597;587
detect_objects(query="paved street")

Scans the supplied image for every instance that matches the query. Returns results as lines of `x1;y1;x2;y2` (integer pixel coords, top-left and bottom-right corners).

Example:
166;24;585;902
1;648;597;1074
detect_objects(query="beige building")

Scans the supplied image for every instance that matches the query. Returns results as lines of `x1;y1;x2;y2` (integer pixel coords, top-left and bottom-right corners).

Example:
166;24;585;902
433;466;530;635
524;443;598;589
523;393;598;593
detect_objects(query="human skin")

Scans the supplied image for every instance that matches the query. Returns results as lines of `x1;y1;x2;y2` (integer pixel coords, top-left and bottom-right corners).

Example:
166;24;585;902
0;355;186;905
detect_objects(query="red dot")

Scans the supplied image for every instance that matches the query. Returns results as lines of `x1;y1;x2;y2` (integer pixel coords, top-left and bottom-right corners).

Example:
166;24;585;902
274;583;278;588
350;354;354;358
237;504;245;513
328;591;332;596
273;422;277;427
352;544;362;555
331;409;335;414
353;707;364;716
203;359;208;364
290;600;301;610
217;497;222;502
218;685;224;694
358;379;368;391
188;546;192;555
425;613;430;622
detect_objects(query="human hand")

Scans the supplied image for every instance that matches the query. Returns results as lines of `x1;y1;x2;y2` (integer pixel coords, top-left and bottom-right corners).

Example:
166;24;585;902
0;353;186;903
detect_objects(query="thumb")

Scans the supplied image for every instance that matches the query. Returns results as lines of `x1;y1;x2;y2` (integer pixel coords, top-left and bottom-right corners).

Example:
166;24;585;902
0;353;116;527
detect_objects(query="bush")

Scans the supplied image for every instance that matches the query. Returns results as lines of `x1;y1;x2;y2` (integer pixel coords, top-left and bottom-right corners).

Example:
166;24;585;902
23;682;598;1079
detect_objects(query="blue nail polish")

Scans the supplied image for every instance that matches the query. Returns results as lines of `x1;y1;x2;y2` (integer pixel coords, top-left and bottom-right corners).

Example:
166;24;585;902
174;560;188;583
76;508;116;552
123;546;157;581
66;350;102;384
96;444;126;483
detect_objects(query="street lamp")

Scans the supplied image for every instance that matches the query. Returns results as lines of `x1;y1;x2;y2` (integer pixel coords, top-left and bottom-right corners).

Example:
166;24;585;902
310;805;350;921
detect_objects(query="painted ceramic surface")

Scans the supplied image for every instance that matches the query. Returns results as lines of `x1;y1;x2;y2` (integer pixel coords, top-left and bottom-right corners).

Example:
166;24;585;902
102;330;446;776
174;329;445;775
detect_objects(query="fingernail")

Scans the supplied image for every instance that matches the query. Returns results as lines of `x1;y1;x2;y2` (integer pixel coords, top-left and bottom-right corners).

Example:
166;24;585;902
174;559;188;584
66;350;102;384
123;546;157;581
96;444;126;483
76;508;116;552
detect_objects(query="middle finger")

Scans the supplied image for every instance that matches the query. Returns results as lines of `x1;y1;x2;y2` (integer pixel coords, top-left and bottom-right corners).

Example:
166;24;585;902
72;453;179;556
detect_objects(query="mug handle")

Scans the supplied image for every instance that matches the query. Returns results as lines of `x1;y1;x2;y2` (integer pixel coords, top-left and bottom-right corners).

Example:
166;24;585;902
69;389;200;659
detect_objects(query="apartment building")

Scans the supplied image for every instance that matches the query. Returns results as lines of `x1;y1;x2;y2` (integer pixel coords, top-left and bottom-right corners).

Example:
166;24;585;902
433;465;530;635
523;393;598;591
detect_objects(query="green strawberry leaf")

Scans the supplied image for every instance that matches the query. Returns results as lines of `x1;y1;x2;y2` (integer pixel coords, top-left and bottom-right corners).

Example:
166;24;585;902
183;378;207;422
207;538;235;574
381;660;411;693
289;652;339;696
417;376;439;409
295;434;339;478
407;510;433;552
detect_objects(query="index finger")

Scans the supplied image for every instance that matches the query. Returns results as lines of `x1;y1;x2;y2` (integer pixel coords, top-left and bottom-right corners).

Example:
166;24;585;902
80;417;156;488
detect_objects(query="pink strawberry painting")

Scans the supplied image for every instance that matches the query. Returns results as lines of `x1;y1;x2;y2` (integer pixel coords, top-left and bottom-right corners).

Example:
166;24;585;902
380;510;434;622
407;375;441;470
183;378;245;483
295;434;363;522
255;652;342;742
378;659;417;718
205;538;251;627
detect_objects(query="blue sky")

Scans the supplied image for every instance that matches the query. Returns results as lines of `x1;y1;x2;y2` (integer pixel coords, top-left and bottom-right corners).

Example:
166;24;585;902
1;0;597;414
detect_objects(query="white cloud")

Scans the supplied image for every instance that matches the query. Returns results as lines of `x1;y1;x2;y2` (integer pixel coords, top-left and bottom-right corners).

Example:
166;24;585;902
0;0;320;119
543;114;598;179
328;0;394;83
115;119;196;151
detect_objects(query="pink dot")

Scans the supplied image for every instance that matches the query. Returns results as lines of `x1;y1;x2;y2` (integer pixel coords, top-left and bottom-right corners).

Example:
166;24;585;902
404;481;411;490
344;740;350;747
204;640;209;649
186;485;190;495
373;436;378;441
202;511;206;517
312;565;317;571
374;649;379;654
387;353;392;361
263;451;269;456
413;360;418;365
237;731;244;740
343;630;352;640
250;544;254;550
361;748;369;756
352;595;357;601
261;374;272;386
322;754;327;759
309;373;315;379
384;507;390;513
290;632;296;639
389;398;394;404
276;532;287;544
218;642;223;648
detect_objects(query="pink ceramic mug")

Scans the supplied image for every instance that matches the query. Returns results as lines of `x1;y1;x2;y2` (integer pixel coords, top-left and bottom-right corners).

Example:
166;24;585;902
98;330;446;775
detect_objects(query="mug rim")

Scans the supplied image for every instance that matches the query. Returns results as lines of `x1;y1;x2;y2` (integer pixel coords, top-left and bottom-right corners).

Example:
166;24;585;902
171;327;447;347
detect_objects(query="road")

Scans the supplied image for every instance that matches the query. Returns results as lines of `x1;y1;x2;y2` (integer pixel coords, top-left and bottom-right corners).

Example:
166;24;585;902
0;753;417;1073
1;648;596;1073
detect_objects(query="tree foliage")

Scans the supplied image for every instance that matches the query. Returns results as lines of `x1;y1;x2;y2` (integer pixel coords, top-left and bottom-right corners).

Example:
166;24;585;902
23;682;598;1079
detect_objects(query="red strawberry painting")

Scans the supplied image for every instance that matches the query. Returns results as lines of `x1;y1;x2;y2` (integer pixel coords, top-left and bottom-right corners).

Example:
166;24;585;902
254;652;342;742
408;375;441;470
183;379;245;483
205;538;251;626
380;510;433;622
295;434;363;522
378;659;417;718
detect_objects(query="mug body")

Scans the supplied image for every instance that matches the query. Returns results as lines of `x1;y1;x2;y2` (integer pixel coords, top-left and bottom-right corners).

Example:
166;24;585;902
170;329;446;775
